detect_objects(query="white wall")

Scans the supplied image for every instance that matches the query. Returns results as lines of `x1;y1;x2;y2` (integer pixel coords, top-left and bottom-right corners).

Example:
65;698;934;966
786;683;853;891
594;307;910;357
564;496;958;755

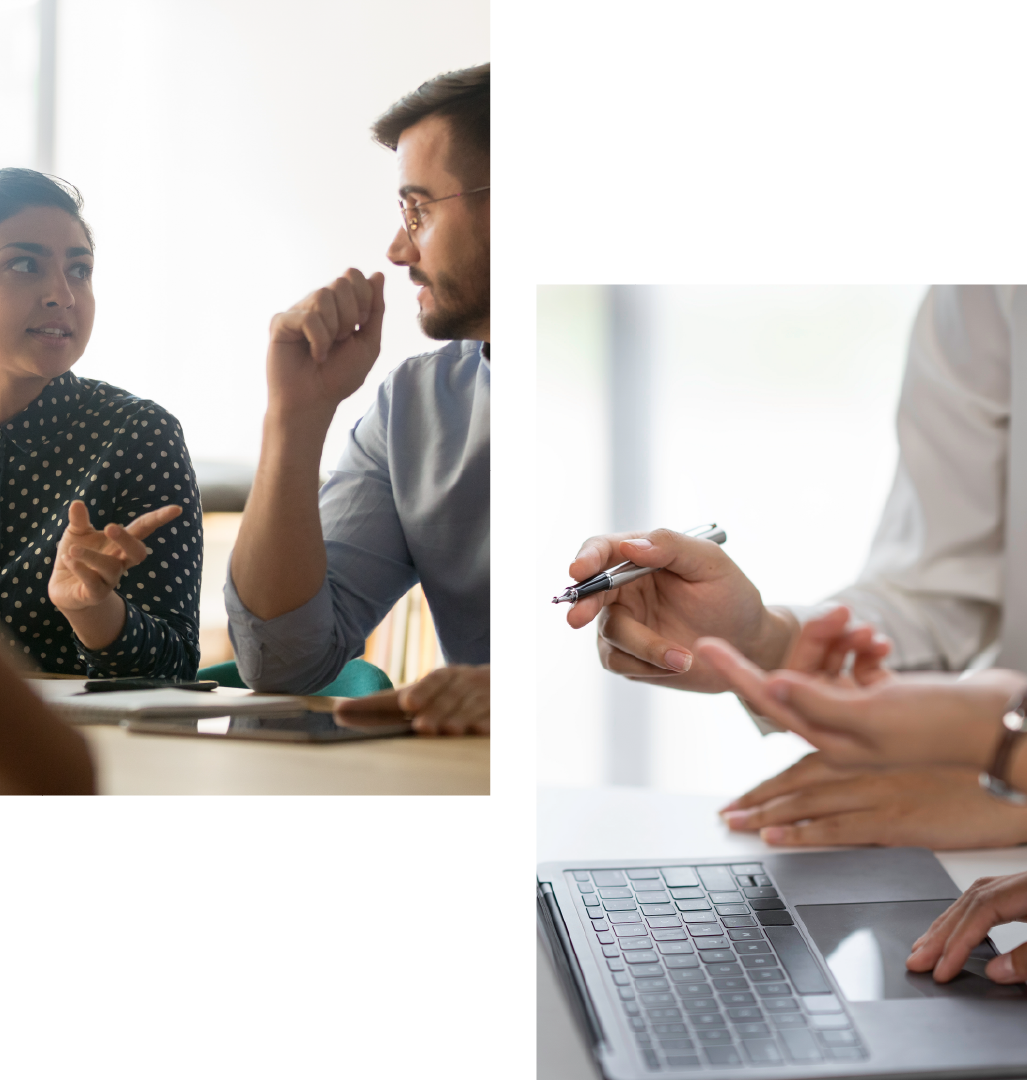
537;285;927;798
47;0;487;469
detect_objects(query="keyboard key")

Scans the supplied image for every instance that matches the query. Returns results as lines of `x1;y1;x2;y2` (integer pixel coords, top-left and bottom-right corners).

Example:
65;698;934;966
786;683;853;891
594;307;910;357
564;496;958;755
689;924;726;937
764;998;800;1013
669;968;707;983
625;951;660;965
641;904;677;917
780;1027;823;1062
682;911;718;923
609;910;643;923
623;1001;641;1016
587;908;606;920
828;1047;863;1061
744;886;779;900
681;997;718;1012
755;981;792;995
665;1054;701;1068
653;1023;689;1035
613;972;631;985
614;924;649;937
597;932;616;944
572;871;592;881
623;938;658;951
731;864;764;876
641;993;677;1007
642;1047;660;1069
635;891;670;905
670;887;705;900
720;914;755;926
607;958;625;972
719;991;756;1006
809;1013;852;1030
578;882;596;893
705;963;742;977
695;938;731;951
583;895;601;907
772;1012;807;1028
817;1029;857;1046
697;866;736;893
628;869;662;880
735;941;772;956
708;891;743;904
695;1023;734;1041
591;920;610;932
629;1017;648;1031
802;993;841;1013
734;876;755;888
735;1022;771;1039
756;910;794;926
599;886;634;899
636;1032;653;1047
750;898;785;911
741;955;778;970
661;867;700;888
604;899;638;911
651;929;688;941
630;964;665;978
636;977;670;992
619;987;637;1001
691;1012;727;1027
704;1045;742;1066
699;950;735;964
602;945;620;958
715;905;750;917
750;968;786;983
764;926;830;993
665;955;700;969
647;1008;683;1022
659;1038;695;1051
727;1007;763;1022
743;1039;782;1064
676;899;712;913
754;875;773;887
592;871;627;887
648;917;683;929
678;982;715;997
726;926;762;940
657;941;694;955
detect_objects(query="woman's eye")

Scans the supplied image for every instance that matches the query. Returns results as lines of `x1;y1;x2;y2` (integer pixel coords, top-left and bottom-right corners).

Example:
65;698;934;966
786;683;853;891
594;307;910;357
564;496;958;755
68;263;92;280
9;257;34;273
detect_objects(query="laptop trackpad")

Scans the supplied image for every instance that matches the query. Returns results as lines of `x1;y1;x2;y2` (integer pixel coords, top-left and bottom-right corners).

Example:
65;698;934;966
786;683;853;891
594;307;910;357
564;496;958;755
797;900;1027;1001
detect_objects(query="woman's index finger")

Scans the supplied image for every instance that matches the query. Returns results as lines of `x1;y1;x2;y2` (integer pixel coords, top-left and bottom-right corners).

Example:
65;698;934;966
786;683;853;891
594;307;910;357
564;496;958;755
122;504;183;539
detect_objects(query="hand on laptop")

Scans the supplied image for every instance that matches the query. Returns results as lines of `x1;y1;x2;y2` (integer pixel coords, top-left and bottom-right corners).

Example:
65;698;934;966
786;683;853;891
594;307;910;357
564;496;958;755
697;635;1026;770
564;528;799;693
266;269;386;427
48;499;183;650
907;871;1027;983
334;664;489;735
717;752;1027;848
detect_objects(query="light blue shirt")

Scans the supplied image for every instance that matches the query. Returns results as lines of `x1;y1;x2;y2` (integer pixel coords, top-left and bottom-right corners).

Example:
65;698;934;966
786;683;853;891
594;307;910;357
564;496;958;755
226;340;490;693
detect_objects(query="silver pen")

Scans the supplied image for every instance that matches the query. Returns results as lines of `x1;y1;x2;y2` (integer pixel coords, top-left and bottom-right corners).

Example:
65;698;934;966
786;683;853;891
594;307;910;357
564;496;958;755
552;524;727;604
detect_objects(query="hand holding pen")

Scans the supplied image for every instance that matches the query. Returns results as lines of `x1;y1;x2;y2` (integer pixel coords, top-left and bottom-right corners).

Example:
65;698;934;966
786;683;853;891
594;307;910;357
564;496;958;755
560;525;800;693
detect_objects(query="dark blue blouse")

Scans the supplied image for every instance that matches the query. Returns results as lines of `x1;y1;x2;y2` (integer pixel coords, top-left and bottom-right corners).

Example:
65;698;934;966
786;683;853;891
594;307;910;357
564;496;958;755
0;371;201;677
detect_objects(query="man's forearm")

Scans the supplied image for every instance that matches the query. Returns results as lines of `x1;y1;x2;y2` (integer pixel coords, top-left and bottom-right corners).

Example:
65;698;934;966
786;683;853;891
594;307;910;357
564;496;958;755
231;410;332;621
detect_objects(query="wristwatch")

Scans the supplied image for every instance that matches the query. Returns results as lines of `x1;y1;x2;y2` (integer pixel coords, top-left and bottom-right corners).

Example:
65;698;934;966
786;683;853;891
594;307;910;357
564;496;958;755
979;692;1027;805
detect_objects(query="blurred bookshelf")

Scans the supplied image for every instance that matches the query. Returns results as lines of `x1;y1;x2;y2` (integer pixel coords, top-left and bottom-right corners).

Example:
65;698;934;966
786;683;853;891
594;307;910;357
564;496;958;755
197;511;442;686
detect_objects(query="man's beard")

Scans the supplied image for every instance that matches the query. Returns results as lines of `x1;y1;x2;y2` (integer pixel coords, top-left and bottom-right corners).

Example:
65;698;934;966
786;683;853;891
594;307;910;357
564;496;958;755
413;243;490;341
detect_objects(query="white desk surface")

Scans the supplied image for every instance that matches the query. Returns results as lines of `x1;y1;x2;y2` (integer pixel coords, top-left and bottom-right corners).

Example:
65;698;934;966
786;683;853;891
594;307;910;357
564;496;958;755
537;785;1027;1080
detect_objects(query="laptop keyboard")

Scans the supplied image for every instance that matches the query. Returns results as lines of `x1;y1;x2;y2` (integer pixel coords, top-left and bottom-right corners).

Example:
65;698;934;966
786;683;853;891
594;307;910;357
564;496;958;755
569;863;865;1070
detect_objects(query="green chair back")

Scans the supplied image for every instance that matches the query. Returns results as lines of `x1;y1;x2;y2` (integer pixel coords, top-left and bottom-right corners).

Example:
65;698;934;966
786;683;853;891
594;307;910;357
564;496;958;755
197;658;393;697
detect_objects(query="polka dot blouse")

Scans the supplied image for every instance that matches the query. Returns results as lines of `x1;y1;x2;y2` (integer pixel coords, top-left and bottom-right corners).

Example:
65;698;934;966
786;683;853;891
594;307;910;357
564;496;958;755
0;371;202;678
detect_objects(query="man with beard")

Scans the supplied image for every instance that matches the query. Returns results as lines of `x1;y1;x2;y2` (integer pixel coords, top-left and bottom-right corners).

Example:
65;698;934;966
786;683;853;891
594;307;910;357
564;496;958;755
226;65;489;735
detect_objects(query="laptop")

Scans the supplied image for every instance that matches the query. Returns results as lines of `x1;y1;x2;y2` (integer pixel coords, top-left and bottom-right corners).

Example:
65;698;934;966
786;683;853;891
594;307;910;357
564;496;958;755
537;848;1027;1079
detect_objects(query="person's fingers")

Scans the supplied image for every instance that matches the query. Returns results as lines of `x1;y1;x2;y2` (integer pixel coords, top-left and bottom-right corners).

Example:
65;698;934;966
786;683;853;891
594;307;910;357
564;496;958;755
65;499;94;536
328;275;363;343
758;809;895;847
101;525;150;566
931;876;1027;982
568;532;643;583
410;682;473;735
785;607;850;672
69;546;125;589
397;669;448;713
599;604;692;673
597;637;683;679
119;505;183;543
355;271;386;351
763;670;872;729
64;555;113;600
905;901;972;971
336;268;375;331
985;940;1027;984
722;776;879;833
270;306;334;362
719;753;842;813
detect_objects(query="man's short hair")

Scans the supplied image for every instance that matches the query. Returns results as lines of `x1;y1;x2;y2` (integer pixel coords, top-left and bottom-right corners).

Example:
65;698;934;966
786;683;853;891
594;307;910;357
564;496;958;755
372;63;489;187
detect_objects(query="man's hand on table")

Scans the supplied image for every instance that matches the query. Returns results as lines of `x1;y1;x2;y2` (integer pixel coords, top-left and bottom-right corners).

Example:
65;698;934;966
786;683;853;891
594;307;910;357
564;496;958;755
564;528;797;693
716;751;1027;849
335;664;489;735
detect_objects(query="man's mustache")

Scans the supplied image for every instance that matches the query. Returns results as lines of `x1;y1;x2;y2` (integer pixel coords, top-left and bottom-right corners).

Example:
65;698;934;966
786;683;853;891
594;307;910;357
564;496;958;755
409;270;432;288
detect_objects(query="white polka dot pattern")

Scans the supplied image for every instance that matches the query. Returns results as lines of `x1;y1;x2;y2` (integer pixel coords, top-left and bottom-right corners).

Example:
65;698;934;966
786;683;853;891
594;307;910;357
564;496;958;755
0;372;202;678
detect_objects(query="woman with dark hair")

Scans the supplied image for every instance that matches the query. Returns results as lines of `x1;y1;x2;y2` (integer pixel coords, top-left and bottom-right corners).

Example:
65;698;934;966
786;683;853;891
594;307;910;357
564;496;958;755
0;167;200;677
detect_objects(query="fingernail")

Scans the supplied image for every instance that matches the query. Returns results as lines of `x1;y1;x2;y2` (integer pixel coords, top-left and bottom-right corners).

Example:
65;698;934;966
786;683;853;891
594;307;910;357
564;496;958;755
770;684;789;701
988;953;1015;981
722;810;751;828
624;538;652;549
760;827;786;844
665;650;691;672
719;799;741;814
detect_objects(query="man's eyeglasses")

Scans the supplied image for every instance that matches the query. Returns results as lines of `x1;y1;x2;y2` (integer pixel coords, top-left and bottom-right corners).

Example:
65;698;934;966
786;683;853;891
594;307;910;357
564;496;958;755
398;185;490;242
